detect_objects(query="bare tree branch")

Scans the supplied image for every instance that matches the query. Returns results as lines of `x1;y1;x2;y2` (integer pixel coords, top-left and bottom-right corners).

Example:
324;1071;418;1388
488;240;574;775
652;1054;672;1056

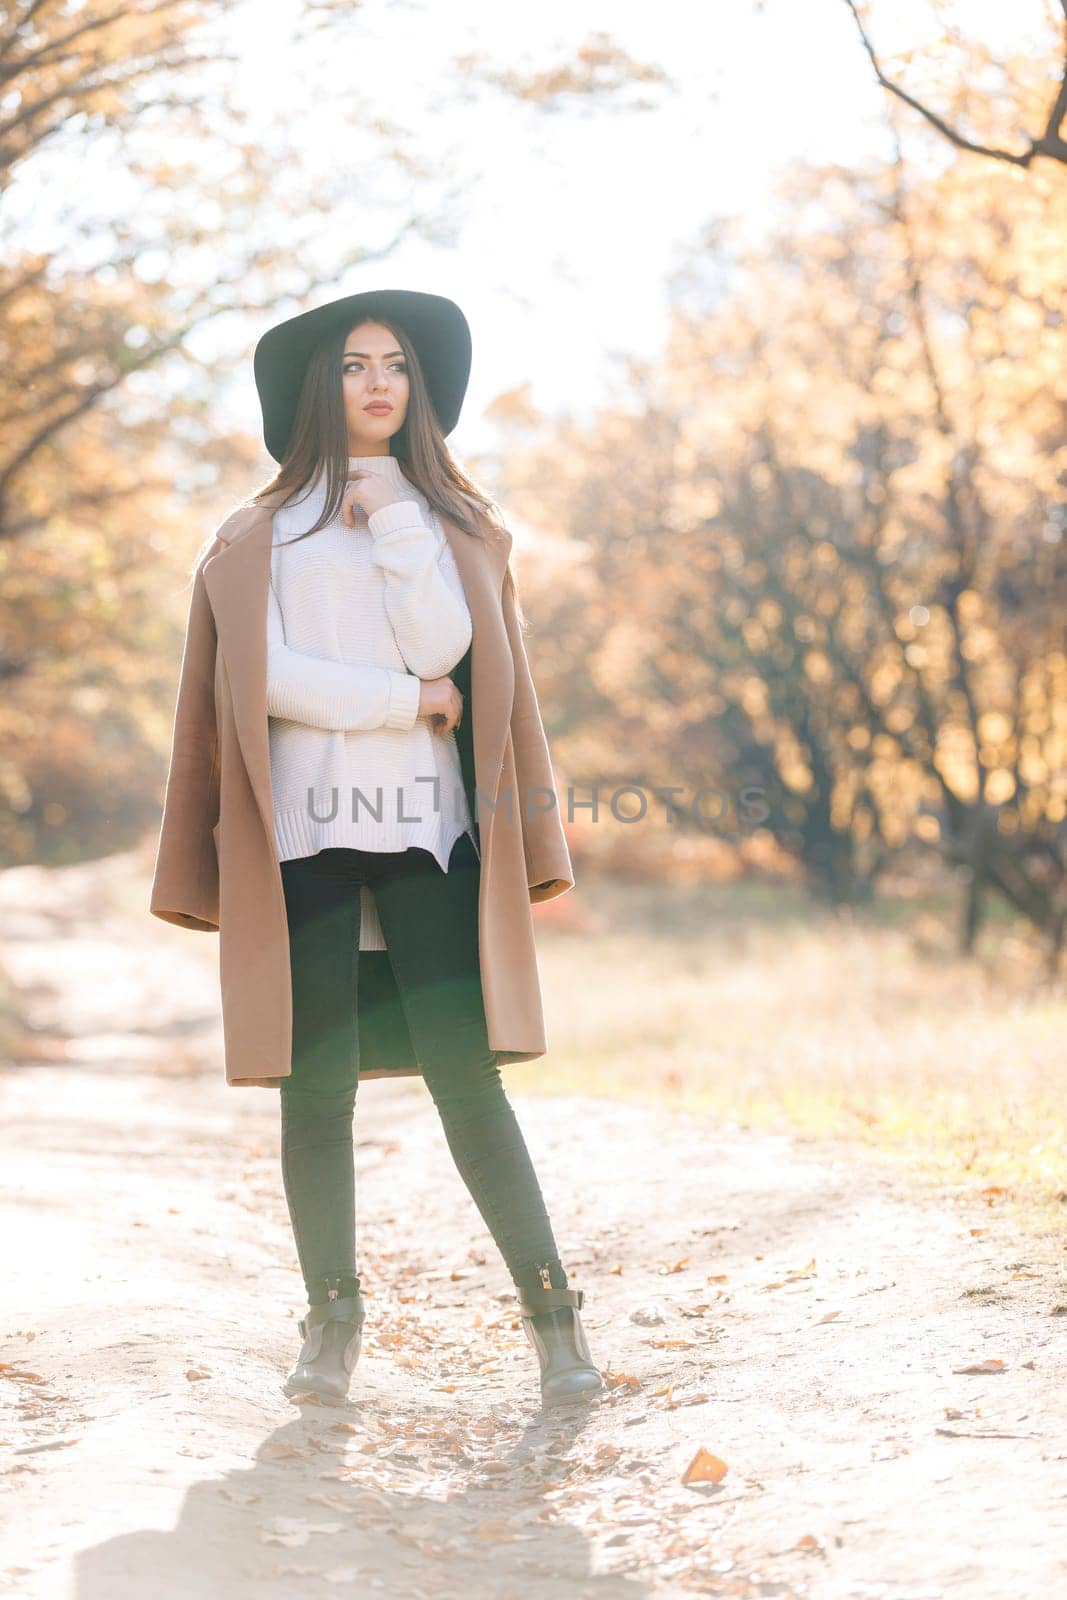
0;48;230;146
0;0;56;61
843;0;1067;168
0;0;189;83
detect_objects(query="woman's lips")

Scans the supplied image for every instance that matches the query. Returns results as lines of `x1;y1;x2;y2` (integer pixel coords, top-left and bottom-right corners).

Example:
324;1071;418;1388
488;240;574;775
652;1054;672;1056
364;404;392;414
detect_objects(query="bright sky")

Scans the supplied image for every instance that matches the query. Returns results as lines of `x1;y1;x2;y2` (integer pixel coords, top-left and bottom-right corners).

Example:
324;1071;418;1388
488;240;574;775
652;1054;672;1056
214;0;892;457
10;0;1052;464
211;0;1047;459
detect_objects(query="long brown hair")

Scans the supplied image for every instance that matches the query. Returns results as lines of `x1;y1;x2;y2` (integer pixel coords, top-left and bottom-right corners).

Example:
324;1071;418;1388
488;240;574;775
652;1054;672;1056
250;315;523;620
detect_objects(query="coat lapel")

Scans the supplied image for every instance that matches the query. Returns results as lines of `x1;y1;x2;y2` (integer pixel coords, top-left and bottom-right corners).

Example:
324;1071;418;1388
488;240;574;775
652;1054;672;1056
202;490;515;860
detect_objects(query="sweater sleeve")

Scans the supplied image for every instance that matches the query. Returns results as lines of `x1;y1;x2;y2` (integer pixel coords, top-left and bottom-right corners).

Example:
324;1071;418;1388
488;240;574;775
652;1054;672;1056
266;575;422;732
366;499;473;678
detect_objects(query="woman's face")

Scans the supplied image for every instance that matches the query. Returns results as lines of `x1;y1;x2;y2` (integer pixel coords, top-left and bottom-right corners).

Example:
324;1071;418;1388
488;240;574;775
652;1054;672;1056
341;320;410;454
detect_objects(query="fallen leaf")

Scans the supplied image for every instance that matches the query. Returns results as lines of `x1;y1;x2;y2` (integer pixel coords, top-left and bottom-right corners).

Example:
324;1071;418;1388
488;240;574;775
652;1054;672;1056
259;1516;343;1548
185;1368;210;1382
787;1258;817;1278
952;1359;1006;1374
304;1491;352;1512
681;1447;728;1486
816;1311;841;1324
602;1371;642;1391
475;1520;520;1541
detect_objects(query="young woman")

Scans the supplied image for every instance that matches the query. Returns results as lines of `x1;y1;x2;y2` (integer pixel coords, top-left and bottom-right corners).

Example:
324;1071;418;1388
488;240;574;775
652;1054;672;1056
150;289;602;1410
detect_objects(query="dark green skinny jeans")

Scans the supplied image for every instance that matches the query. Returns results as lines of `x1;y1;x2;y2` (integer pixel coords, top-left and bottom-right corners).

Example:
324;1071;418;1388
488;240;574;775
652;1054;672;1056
278;830;569;1306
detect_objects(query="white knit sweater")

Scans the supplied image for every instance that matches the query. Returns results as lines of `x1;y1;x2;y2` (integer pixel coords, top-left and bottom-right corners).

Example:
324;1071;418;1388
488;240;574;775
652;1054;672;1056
267;453;479;951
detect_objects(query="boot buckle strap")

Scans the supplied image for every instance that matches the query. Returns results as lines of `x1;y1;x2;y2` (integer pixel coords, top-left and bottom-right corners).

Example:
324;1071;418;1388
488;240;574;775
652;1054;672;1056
304;1294;365;1329
518;1283;585;1315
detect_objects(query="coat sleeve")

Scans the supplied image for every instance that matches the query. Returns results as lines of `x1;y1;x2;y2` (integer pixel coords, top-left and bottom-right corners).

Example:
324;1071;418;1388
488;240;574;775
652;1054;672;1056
149;540;224;932
500;572;575;903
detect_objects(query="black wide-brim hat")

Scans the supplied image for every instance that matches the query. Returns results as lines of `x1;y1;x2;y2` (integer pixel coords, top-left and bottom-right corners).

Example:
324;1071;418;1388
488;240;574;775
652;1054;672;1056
253;288;472;463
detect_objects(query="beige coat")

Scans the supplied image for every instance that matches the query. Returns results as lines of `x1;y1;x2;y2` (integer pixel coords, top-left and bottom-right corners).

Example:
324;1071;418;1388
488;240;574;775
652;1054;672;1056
149;490;574;1088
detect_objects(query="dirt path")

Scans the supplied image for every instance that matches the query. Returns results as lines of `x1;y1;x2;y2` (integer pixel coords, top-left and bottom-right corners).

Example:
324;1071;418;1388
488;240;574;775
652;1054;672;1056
2;851;1066;1600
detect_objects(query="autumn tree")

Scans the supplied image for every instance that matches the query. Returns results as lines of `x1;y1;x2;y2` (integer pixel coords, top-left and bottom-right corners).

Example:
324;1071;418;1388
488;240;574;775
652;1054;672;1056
512;155;1065;958
0;1;458;863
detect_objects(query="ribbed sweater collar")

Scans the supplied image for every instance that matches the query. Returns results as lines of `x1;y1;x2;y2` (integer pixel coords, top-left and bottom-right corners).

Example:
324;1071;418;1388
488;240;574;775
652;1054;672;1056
347;453;411;487
275;454;414;537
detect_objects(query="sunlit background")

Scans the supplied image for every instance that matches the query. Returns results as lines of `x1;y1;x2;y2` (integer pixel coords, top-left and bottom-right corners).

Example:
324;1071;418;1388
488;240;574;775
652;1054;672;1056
2;0;1065;1200
3;5;1067;1593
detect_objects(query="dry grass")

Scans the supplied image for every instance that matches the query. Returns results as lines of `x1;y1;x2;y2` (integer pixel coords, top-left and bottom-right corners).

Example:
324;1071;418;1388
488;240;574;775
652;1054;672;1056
525;877;1067;1226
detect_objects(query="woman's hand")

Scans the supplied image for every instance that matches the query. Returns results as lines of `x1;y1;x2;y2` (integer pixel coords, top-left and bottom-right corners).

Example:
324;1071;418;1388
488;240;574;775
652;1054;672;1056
418;675;463;735
342;470;405;527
